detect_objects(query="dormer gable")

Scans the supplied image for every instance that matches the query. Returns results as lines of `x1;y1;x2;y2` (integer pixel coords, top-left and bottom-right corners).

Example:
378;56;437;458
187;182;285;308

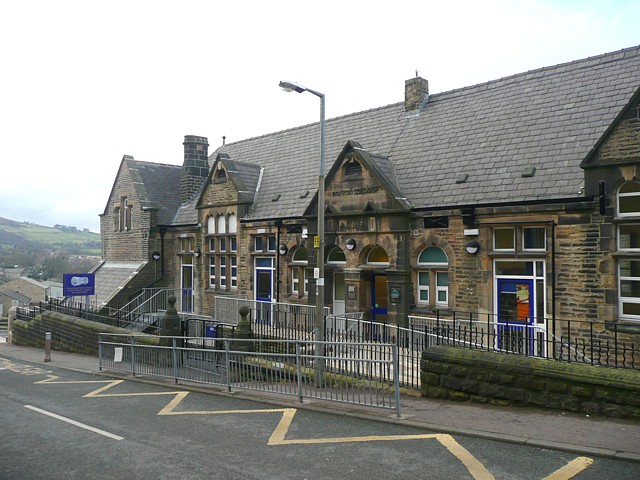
197;153;262;209
304;140;411;217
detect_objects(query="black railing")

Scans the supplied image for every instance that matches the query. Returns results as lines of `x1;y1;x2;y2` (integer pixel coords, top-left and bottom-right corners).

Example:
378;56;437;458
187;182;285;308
430;313;639;370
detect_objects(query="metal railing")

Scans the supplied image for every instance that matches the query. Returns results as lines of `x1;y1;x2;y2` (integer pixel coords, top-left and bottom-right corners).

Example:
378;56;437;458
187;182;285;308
98;334;401;417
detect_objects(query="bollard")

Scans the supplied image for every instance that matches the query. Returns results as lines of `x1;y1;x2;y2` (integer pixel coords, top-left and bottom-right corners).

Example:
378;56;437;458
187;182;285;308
44;332;52;362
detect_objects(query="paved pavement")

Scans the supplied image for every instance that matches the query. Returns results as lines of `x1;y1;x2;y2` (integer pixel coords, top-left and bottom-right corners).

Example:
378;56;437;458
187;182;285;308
2;336;639;463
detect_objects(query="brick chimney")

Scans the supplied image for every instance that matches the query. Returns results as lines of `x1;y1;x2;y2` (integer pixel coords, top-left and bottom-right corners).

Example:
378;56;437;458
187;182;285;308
180;135;209;203
404;76;429;113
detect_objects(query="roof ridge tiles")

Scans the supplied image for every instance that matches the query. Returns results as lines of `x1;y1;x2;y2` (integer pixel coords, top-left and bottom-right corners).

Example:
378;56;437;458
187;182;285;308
427;44;640;103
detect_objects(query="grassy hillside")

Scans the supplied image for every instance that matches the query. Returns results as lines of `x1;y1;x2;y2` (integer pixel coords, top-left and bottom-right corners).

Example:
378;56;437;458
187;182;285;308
0;217;101;256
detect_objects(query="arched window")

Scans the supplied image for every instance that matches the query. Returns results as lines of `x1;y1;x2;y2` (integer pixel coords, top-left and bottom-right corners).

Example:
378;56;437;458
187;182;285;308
367;246;389;266
217;215;226;234
214;168;227;183
207;216;216;235
416;247;449;307
326;246;346;264
617;181;640;319
228;214;237;233
618;181;640;216
344;160;362;177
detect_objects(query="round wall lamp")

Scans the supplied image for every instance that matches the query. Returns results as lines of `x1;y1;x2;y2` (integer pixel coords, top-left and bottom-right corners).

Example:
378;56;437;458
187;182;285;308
345;238;357;251
194;248;202;258
152;251;161;261
465;240;480;255
278;244;289;255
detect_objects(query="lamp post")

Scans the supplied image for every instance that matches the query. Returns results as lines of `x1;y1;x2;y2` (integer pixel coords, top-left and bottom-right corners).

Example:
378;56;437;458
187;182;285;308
279;80;326;351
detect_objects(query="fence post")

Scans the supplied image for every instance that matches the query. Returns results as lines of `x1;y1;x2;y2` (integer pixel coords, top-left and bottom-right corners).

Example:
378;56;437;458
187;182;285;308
225;340;232;393
172;337;178;384
98;334;103;371
296;341;303;403
393;344;401;419
131;335;136;376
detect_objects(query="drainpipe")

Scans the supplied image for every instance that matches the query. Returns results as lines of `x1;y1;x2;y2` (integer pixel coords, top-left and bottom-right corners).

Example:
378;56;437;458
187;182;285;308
551;221;556;346
276;221;282;302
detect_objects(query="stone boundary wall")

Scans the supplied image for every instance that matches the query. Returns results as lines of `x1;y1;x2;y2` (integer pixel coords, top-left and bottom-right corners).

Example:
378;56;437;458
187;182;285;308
421;345;640;419
12;311;158;356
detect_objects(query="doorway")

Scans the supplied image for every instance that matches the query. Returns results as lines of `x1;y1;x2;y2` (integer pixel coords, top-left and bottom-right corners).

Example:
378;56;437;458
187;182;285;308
255;257;274;324
497;278;534;354
371;273;388;322
181;256;193;313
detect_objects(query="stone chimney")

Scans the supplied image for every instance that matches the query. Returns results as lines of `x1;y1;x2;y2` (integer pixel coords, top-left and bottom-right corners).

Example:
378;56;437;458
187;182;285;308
404;76;429;113
180;135;209;203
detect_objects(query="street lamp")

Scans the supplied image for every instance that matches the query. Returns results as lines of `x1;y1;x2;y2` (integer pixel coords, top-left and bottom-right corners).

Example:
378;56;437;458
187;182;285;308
279;80;326;350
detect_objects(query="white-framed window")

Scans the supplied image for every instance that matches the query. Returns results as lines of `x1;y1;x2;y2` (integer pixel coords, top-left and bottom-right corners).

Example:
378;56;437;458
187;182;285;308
255;236;263;252
209;256;216;287
231;256;237;288
290;247;309;297
327;246;346;264
618;181;640;217
523;227;546;251
617;181;640;320
217;215;226;234
292;268;300;294
219;257;227;288
416;246;448;307
267;235;276;252
207;211;237;291
366;246;389;266
494;228;515;251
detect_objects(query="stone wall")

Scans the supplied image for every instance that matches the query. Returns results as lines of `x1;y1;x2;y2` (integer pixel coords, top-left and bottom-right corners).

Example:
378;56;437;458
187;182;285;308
12;310;158;356
421;345;640;419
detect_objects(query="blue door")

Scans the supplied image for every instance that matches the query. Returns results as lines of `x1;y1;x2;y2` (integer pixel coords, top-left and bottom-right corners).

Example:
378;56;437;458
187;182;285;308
255;257;274;324
497;279;534;354
371;273;388;322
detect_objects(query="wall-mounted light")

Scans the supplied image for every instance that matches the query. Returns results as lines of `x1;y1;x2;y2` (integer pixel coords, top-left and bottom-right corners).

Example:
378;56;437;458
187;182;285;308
465;240;480;255
194;248;202;258
345;238;357;251
278;244;289;256
152;251;161;261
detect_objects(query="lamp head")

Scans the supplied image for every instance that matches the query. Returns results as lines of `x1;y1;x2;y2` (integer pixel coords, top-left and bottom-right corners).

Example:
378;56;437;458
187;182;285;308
279;80;305;93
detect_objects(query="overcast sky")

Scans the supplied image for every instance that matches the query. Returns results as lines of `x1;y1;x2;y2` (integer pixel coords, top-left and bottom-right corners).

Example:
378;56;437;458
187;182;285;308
1;0;639;233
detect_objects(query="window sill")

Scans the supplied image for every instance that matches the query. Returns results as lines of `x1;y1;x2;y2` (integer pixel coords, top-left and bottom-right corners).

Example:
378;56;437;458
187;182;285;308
489;251;547;258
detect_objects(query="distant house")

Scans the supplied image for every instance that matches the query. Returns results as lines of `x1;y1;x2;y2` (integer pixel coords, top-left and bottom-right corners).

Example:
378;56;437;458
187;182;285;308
0;289;31;313
97;46;640;348
1;277;50;305
1;267;24;281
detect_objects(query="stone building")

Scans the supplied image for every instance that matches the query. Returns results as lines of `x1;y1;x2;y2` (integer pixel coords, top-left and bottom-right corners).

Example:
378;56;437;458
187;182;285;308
97;46;640;345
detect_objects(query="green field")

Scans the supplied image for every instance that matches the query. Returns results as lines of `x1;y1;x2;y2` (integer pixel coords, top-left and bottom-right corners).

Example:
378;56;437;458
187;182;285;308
0;217;101;256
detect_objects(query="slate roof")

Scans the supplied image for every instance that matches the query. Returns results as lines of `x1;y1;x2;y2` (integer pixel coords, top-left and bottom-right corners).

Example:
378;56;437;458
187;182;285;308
0;289;31;304
92;261;146;306
213;45;640;219
125;159;183;225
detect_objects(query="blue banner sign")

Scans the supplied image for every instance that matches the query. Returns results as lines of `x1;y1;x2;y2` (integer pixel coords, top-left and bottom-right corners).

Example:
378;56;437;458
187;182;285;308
63;273;95;297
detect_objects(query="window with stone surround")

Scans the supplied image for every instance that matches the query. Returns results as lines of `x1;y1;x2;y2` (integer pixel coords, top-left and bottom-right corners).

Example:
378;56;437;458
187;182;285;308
206;213;237;291
617;181;640;320
115;196;133;232
290;247;309;296
416;247;448;307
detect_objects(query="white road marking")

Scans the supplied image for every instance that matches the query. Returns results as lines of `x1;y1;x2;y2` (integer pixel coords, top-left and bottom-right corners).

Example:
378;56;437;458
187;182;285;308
24;405;124;441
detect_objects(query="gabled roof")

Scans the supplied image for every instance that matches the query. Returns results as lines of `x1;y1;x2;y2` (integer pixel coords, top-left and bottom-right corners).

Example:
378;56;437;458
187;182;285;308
1;289;31;304
213;45;640;218
197;153;263;209
305;141;412;216
103;156;182;226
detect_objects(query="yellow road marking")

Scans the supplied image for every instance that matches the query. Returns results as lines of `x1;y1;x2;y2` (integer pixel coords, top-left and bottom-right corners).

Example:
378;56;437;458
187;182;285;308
543;457;594;480
32;371;593;480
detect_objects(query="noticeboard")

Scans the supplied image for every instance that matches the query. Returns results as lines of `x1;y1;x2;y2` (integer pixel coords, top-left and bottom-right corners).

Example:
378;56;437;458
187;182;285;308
63;273;95;297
